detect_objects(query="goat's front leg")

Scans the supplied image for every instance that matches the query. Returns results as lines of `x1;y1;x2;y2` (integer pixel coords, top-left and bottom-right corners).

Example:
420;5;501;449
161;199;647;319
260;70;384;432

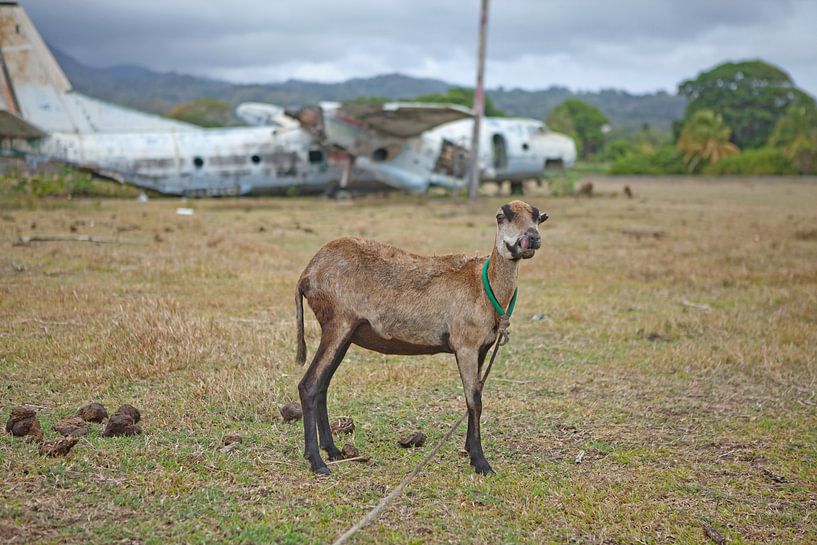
455;347;494;475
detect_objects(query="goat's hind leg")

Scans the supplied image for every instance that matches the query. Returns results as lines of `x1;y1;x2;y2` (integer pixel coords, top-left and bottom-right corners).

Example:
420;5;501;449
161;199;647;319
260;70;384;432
317;390;343;461
298;321;354;474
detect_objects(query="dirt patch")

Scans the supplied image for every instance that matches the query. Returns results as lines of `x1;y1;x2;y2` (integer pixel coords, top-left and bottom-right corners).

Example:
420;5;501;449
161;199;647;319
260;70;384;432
702;522;727;545
622;228;665;240
219;433;242;453
0;524;20;542
759;466;788;484
221;433;242;447
794;228;817;241
637;328;673;342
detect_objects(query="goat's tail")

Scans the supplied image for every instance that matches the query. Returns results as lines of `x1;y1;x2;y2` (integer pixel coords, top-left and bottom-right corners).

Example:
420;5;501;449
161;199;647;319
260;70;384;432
295;279;307;365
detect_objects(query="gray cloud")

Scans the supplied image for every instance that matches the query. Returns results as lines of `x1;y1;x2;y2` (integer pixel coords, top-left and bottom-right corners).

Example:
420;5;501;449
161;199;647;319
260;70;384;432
19;0;817;95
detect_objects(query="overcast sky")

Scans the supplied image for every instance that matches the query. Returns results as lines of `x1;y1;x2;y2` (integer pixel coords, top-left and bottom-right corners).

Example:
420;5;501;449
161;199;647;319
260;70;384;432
20;0;817;96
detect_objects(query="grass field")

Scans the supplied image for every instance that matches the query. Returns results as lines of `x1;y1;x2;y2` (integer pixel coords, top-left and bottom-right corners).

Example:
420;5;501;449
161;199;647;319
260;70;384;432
1;177;816;544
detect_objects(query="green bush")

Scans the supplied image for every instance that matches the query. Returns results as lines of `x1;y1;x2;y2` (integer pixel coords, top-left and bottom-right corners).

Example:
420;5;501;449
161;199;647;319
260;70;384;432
703;148;797;175
0;169;142;208
609;146;688;175
600;138;638;162
545;171;576;197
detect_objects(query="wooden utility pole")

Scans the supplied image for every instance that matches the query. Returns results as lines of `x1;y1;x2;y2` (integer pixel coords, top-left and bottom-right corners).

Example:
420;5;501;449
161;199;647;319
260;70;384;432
467;0;490;201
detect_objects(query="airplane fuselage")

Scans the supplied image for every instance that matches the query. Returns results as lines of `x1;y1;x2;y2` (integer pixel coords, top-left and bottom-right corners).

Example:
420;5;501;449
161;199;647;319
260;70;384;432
37;126;339;196
34;116;575;196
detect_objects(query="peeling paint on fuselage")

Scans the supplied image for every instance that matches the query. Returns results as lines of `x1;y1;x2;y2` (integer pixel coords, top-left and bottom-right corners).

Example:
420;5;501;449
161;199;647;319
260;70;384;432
33;115;576;196
36;126;346;195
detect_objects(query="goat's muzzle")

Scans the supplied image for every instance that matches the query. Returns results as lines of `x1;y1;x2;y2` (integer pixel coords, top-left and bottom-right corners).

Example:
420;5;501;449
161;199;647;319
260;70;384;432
507;232;541;260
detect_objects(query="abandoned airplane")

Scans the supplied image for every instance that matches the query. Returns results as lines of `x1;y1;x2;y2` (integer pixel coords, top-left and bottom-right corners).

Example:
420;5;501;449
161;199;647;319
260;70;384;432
0;2;576;196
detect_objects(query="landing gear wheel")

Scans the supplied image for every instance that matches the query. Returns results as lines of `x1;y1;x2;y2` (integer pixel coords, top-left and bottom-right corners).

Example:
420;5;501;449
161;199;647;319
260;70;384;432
510;180;524;195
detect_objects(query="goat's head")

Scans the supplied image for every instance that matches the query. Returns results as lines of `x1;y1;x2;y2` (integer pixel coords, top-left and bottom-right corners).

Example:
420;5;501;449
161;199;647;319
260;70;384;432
495;200;548;260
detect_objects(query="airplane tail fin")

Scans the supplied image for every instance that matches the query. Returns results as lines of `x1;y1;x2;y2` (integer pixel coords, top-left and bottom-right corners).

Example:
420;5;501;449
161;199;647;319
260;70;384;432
0;2;72;125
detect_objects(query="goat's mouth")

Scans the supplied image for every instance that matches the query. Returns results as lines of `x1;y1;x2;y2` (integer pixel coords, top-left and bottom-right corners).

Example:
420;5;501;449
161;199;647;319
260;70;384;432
506;235;539;260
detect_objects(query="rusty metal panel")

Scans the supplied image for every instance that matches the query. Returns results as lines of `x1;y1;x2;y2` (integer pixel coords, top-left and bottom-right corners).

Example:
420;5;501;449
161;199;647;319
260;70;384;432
0;3;71;93
335;103;472;138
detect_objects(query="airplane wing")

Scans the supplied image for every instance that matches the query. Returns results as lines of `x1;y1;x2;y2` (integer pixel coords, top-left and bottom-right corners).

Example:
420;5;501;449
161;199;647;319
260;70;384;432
321;102;474;193
0;110;45;138
334;102;472;138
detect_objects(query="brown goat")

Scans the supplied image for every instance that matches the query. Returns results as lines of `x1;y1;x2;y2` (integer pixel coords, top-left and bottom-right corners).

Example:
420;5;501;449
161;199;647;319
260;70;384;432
295;200;547;474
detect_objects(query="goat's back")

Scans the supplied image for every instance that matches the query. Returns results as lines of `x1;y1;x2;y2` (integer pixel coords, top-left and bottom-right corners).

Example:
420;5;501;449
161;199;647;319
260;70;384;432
299;237;485;337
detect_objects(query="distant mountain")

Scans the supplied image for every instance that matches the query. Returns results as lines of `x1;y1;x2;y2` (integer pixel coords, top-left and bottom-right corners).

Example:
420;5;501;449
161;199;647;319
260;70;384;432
54;48;685;133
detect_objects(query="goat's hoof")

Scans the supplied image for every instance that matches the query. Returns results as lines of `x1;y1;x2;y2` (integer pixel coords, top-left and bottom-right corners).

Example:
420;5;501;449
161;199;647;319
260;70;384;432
308;457;330;474
311;464;330;475
326;449;344;462
472;459;495;475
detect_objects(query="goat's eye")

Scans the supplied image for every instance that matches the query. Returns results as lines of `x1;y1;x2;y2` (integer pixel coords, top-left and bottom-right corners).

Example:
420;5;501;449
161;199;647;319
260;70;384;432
496;213;505;223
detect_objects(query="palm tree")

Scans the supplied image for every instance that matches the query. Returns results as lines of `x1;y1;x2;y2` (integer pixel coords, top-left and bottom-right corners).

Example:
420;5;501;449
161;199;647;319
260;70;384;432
677;110;739;172
769;104;817;173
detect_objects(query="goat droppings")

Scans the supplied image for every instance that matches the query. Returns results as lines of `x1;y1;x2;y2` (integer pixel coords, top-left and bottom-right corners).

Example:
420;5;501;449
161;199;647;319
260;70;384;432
330;417;355;435
6;406;42;442
53;416;88;437
102;414;143;437
76;402;108;423
39;436;79;457
398;432;427;448
279;403;303;423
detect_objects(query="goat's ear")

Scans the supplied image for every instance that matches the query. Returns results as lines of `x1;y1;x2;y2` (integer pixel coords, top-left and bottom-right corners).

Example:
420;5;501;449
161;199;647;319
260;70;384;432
538;211;549;224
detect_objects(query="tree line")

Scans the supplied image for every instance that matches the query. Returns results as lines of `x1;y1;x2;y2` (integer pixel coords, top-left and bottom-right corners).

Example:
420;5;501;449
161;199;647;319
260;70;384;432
563;60;816;176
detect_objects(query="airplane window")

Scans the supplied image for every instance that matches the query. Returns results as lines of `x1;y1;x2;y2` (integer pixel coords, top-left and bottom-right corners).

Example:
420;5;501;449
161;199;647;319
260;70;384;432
522;143;529;151
251;155;261;164
308;149;323;163
193;156;204;169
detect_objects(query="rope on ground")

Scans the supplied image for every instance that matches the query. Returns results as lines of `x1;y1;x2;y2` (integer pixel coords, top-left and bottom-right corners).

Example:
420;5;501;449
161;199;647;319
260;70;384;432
330;410;467;545
330;321;509;545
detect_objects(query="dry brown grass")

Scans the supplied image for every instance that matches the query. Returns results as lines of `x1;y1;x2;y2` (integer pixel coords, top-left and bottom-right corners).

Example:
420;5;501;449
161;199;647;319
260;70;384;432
1;176;816;544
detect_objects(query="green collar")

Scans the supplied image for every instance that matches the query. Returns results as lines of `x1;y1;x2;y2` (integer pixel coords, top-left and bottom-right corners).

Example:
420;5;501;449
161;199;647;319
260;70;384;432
482;258;518;317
